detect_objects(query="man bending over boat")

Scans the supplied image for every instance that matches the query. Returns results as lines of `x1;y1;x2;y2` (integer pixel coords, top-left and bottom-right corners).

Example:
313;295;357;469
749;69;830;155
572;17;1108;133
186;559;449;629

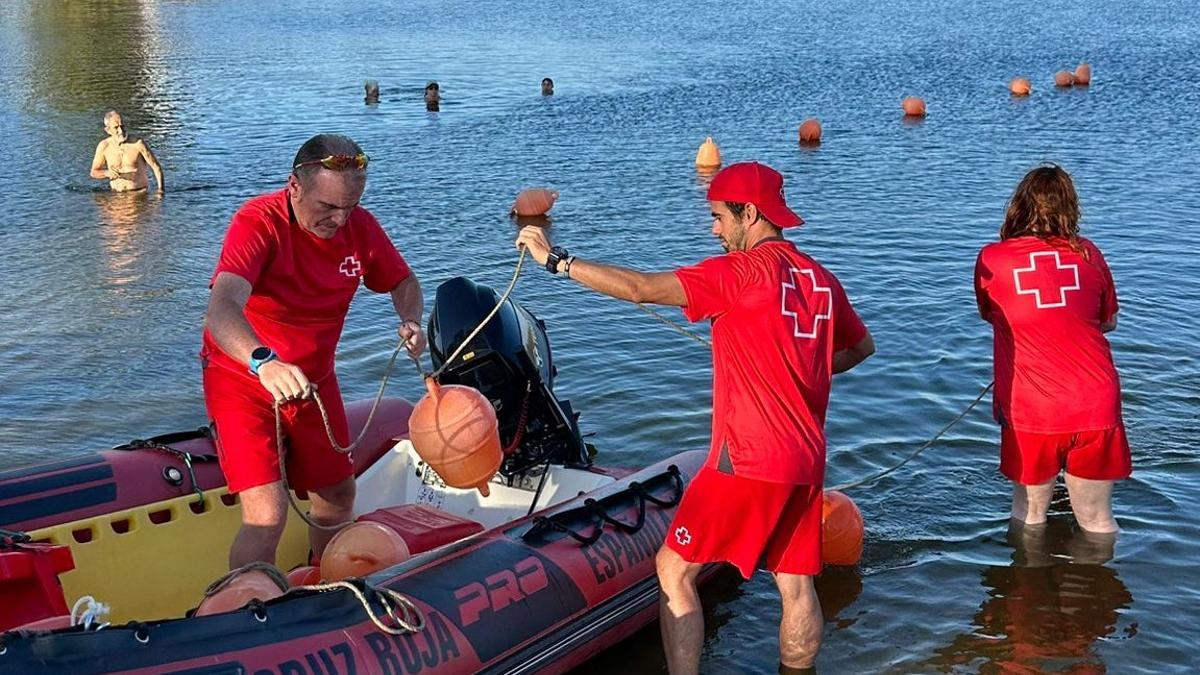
201;134;425;569
89;110;164;193
515;162;875;674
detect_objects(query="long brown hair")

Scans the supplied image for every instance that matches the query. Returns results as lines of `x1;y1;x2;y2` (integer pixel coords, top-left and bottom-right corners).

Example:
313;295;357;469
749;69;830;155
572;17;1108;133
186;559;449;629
1000;165;1083;252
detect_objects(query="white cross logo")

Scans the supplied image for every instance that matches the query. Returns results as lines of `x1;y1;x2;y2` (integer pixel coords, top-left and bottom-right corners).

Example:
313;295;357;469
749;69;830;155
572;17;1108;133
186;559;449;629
1012;251;1080;308
339;255;362;278
781;267;832;339
674;526;692;546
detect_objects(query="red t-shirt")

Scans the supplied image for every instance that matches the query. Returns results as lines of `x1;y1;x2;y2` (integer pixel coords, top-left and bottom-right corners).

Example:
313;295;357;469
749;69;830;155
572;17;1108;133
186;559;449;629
200;189;411;382
674;239;868;485
974;236;1121;433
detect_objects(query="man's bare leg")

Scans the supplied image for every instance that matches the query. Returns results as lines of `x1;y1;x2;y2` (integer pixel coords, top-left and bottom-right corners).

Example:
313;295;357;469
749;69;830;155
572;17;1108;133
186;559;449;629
1011;479;1055;525
1064;473;1118;533
775;572;822;670
656;546;705;675
230;482;289;568
307;476;356;558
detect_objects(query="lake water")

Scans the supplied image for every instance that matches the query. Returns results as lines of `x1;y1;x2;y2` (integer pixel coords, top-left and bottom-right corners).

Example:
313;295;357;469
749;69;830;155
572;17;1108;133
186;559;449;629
1;0;1198;672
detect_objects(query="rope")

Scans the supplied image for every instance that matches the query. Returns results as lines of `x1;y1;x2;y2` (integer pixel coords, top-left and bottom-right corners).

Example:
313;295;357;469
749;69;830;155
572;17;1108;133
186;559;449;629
70;595;111;631
202;562;290;599
828;381;994;492
635;303;711;348
295;580;425;635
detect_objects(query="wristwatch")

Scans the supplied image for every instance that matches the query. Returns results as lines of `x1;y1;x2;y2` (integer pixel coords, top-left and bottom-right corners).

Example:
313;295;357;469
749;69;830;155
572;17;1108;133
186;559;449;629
545;246;569;275
248;346;277;375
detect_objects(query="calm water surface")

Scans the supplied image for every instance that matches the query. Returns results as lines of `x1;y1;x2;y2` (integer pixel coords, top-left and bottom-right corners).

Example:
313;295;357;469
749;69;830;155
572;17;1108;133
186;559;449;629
1;1;1198;672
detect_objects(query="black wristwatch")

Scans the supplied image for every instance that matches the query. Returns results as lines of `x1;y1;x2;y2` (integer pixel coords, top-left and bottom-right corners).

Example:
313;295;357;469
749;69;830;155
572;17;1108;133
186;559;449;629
545;246;569;275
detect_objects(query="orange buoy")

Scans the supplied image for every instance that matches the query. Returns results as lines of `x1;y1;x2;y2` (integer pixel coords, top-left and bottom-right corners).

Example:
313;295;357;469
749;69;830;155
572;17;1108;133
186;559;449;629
1054;70;1075;87
408;378;503;496
798;118;822;145
821;490;864;566
286;565;322;587
901;96;926;117
1009;77;1031;96
1074;63;1091;86
195;568;287;616
695;137;722;168
511;188;558;217
320;521;411;582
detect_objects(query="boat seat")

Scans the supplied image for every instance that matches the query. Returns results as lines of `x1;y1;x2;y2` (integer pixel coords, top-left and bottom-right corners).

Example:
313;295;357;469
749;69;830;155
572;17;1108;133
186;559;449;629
357;504;484;555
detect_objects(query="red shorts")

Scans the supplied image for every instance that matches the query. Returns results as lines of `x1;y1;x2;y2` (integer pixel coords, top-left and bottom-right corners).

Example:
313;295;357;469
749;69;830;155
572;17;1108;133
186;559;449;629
664;467;822;579
203;362;353;494
1000;424;1131;485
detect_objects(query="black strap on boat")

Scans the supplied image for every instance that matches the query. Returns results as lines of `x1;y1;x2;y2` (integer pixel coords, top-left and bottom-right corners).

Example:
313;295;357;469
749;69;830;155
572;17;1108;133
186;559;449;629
522;464;684;545
0;528;32;549
113;427;214;507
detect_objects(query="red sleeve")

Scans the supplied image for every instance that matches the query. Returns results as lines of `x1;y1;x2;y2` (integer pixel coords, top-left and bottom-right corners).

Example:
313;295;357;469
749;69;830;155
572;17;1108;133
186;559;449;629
974;248;993;322
358;210;411;293
211;202;275;287
1090;243;1119;322
673;254;742;323
830;273;868;351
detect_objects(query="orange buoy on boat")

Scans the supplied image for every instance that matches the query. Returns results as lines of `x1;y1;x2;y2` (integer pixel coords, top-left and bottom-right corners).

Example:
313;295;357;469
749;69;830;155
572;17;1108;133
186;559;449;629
1074;63;1091;86
821;490;864;566
195;568;287;616
408;378;503;496
798;118;822;145
695;137;722;168
1054;70;1075;87
286;565;322;587
901;96;926;117
321;521;411;582
511;188;558;217
1009;77;1031;96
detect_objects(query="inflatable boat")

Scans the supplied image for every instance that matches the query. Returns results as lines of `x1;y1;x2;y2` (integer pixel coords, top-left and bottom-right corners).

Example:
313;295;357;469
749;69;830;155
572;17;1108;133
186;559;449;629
0;277;707;674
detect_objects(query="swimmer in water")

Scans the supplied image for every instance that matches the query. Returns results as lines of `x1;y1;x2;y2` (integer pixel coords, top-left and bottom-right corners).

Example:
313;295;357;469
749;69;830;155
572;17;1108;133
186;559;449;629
89;111;164;193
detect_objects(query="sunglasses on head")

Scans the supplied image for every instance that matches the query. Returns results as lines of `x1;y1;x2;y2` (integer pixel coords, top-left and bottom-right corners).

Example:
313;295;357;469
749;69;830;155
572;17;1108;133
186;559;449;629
293;153;369;171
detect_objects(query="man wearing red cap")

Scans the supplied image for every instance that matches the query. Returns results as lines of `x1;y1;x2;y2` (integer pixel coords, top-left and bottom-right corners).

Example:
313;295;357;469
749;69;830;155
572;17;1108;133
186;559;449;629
515;161;874;674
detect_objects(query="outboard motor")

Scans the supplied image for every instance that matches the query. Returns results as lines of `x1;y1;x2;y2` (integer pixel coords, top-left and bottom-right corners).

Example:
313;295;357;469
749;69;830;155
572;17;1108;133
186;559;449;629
427;277;590;477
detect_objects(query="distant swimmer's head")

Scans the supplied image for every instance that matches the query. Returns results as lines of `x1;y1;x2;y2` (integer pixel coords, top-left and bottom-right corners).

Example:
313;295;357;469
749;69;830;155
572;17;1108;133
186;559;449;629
541;78;554;96
706;162;804;252
103;110;127;143
288;134;368;240
364;80;380;104
1001;164;1080;246
424;81;440;104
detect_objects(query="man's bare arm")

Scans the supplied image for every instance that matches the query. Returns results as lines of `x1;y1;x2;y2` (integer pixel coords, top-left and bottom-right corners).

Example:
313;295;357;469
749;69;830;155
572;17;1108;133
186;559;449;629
833;332;875;374
1101;316;1117;333
139;141;164;192
389;273;428;356
90;140;111;180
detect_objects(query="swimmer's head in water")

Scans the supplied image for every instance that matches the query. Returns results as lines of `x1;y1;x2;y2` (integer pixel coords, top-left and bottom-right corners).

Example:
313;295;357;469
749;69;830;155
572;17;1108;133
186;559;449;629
288;134;368;239
541;78;554;95
424;81;440;104
364;80;380;103
103;110;127;143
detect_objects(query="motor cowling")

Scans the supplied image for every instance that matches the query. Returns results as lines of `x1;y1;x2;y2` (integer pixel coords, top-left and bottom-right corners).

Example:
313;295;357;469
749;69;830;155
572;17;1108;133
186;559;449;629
426;277;590;477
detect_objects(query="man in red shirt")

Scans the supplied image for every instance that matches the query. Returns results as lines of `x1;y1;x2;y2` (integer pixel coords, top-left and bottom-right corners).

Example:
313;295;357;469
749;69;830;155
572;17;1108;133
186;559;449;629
202;134;425;569
515;162;874;674
974;164;1130;534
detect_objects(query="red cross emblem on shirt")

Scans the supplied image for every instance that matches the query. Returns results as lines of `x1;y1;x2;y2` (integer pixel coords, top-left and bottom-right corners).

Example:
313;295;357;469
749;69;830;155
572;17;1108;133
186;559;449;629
1012;251;1079;308
339;255;362;278
781;267;832;339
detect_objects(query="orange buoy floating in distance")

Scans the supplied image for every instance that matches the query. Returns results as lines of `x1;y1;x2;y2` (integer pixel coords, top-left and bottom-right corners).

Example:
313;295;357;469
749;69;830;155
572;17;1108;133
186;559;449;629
1009;77;1031;96
798;118;822;145
321;521;411;582
1074;63;1091;86
511;188;558;217
286;565;322;587
1054;70;1075;87
195;568;287;616
695;136;722;168
821;490;864;566
901;96;926;118
408;378;503;496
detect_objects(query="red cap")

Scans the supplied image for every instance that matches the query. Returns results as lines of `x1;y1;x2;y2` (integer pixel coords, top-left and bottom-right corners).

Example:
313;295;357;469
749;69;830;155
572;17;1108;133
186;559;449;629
706;162;804;228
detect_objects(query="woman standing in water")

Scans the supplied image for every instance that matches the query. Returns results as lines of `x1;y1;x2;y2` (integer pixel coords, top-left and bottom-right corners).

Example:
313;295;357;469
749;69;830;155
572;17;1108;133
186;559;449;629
974;164;1131;533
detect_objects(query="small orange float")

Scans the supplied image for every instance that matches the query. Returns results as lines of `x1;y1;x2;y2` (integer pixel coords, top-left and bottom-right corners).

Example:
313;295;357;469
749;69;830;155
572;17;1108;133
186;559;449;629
822;490;864;566
1054;70;1075;87
511;188;558;217
408;378;503;496
901;96;926;117
1009;78;1031;96
695;137;722;168
321;521;411;581
798;118;822;145
195;568;287;616
286;565;322;587
1074;63;1091;86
